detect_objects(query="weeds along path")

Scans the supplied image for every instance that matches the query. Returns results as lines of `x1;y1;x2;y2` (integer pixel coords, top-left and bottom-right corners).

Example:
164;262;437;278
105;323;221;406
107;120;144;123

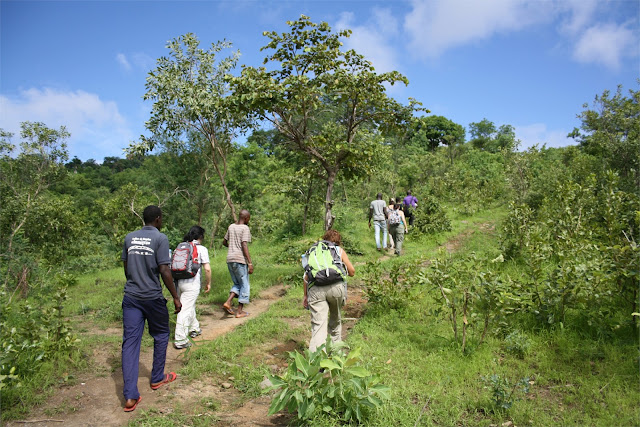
5;284;288;427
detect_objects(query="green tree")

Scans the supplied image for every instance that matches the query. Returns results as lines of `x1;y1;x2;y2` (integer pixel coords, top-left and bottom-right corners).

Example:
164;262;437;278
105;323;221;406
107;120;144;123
131;33;247;221
569;84;640;192
231;16;423;230
0;123;70;269
409;115;465;152
469;119;516;153
469;118;496;150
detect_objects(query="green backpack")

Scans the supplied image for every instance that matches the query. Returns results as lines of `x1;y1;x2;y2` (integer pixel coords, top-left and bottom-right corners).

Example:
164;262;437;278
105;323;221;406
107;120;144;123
302;240;347;286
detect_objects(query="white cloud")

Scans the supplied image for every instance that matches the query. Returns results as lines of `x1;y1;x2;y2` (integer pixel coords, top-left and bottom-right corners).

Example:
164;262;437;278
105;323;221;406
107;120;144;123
572;22;637;69
131;53;155;71
0;88;133;160
403;0;637;70
116;53;131;71
557;0;599;35
117;52;155;72
515;123;575;150
335;9;401;74
404;0;552;59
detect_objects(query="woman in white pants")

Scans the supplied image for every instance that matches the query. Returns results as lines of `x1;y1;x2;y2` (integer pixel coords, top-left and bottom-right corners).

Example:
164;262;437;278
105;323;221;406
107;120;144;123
174;226;211;349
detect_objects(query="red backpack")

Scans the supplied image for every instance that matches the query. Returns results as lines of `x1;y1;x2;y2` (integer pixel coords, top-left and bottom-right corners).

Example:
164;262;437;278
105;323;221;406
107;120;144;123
170;242;200;280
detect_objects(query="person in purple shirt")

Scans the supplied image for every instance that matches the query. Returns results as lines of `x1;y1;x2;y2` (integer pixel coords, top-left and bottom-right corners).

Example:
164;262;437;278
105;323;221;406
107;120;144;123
402;190;418;229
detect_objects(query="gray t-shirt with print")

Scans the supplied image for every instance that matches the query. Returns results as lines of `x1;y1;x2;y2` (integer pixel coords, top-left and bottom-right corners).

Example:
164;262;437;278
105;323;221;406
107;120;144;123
121;226;171;300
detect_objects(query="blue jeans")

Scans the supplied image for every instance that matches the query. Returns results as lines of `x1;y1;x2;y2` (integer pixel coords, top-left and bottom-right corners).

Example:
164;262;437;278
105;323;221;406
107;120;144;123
228;262;250;304
121;295;169;400
373;220;388;249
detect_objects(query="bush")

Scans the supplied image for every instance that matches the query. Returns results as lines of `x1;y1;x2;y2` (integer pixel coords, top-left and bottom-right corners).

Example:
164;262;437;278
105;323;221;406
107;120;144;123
361;261;412;312
266;340;390;423
1;274;81;418
481;374;530;411
411;193;451;235
504;330;531;358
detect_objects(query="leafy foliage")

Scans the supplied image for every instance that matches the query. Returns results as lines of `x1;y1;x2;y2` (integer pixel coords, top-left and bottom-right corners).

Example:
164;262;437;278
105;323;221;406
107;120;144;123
266;340;390;423
1;275;80;406
481;374;531;411
361;261;413;312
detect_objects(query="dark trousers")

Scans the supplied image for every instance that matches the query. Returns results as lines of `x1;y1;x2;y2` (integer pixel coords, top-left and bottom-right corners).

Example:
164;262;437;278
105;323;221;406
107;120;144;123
404;207;415;226
121;295;169;400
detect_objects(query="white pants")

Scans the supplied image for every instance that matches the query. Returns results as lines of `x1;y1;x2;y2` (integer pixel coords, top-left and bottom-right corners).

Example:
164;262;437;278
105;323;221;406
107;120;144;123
174;279;201;345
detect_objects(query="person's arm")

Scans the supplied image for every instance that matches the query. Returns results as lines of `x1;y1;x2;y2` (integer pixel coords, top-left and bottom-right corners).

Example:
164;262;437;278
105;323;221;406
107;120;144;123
123;260;128;280
222;238;228;247
341;250;355;277
158;264;182;314
203;263;212;293
242;241;253;274
368;206;373;229
400;210;408;230
303;273;309;309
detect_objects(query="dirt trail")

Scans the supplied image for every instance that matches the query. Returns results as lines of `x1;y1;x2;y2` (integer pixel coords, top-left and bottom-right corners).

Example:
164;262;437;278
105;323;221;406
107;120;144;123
6;285;288;427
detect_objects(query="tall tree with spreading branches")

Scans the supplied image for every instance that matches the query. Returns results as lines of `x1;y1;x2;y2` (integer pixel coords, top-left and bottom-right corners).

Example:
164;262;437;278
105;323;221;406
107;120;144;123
130;33;247;221
230;16;425;230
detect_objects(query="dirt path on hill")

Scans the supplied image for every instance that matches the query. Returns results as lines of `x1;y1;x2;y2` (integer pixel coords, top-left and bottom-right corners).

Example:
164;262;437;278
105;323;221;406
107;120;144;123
7;223;492;427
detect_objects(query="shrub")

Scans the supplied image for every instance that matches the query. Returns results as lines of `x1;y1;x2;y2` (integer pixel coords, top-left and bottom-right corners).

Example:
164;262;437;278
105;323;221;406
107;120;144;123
361;261;412;312
266;340;390;423
481;374;531;411
411;193;451;235
504;330;531;358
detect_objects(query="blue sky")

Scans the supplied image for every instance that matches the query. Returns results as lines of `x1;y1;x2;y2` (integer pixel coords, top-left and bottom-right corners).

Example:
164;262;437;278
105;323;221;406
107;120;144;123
1;0;638;161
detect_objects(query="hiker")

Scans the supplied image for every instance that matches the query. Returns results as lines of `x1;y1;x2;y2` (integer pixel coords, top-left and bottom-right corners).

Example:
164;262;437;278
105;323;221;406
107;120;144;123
120;205;181;412
388;202;408;256
173;225;211;349
368;192;388;251
387;197;396;249
303;229;355;351
403;190;418;229
222;209;253;318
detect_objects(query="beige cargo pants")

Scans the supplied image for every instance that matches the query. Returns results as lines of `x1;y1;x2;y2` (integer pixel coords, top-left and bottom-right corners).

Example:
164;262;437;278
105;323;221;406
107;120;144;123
308;281;346;352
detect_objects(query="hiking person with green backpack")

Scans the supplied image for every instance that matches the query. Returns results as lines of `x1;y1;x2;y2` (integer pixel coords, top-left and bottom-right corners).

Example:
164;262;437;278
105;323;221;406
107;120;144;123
302;229;355;351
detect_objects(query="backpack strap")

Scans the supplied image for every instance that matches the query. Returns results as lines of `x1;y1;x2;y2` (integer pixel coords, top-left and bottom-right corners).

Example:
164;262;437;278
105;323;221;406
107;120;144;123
191;241;199;262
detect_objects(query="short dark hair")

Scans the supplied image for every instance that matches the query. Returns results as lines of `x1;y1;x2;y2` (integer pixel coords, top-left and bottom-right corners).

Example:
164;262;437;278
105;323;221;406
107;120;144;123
183;225;205;242
322;229;342;246
143;205;162;224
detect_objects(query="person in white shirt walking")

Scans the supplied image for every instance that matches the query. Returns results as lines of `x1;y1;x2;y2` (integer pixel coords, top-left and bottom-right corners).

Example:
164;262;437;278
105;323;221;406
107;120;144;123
174;225;211;349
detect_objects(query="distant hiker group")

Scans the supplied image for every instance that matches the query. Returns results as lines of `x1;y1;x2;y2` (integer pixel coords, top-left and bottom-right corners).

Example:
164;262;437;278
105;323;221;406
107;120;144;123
369;190;416;256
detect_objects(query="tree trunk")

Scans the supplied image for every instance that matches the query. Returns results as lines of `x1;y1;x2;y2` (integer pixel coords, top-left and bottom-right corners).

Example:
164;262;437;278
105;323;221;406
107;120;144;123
302;177;314;235
208;136;237;222
324;170;337;231
461;290;469;353
210;199;228;249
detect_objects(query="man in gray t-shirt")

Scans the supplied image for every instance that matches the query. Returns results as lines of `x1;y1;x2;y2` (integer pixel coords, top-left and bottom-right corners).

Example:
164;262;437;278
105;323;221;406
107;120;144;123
120;206;181;412
368;193;388;251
